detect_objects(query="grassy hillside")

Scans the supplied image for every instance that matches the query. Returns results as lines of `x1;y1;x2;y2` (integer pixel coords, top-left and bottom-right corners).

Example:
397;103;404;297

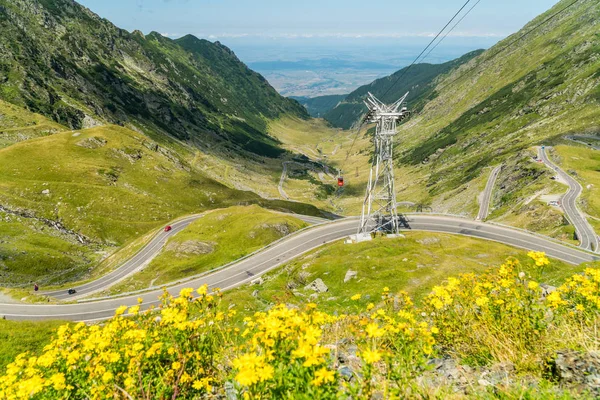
267;116;376;214
225;232;579;315
0;99;65;149
301;0;600;238
0;319;69;371
103;206;308;295
290;95;347;118
0;124;322;287
323;51;483;130
0;0;307;157
489;150;577;243
397;0;600;191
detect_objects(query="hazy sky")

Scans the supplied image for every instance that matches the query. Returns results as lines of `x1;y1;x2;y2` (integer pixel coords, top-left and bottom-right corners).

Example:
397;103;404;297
78;0;560;40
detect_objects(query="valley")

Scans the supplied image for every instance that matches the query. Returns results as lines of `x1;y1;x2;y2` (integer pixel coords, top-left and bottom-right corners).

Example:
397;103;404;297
1;0;600;397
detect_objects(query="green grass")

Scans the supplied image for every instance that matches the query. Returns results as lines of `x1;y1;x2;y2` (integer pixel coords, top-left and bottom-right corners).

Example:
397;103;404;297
0;124;322;288
0;99;66;149
0;319;68;372
222;231;585;317
102;206;308;295
490;151;577;244
0;210;98;287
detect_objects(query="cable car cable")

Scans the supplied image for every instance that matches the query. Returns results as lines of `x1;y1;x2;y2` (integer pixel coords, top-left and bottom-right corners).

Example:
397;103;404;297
379;0;473;100
419;0;482;64
435;0;584;93
335;0;475;184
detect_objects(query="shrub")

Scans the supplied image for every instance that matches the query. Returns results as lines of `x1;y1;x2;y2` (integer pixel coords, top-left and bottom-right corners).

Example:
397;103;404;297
424;256;548;369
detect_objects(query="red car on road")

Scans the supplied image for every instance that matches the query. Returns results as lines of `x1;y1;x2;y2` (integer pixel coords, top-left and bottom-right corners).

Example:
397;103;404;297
164;225;172;232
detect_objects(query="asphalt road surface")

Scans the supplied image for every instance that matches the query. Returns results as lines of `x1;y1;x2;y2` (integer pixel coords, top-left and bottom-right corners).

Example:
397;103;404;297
565;135;600;151
3;215;598;321
477;165;502;221
42;213;327;301
539;147;599;252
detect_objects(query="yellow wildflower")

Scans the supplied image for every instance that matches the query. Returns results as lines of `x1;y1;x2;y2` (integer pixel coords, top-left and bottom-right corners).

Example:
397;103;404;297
197;285;208;296
528;281;539;290
361;349;382;364
115;305;127;316
102;371;113;383
180;287;194;298
365;322;385;338
528;251;550;267
49;373;66;391
312;367;335;386
475;297;489;307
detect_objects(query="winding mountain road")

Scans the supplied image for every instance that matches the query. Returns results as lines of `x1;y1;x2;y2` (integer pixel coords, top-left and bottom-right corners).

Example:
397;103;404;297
539;147;599;252
41;213;326;301
477;165;502;221
3;215;598;321
565;135;600;151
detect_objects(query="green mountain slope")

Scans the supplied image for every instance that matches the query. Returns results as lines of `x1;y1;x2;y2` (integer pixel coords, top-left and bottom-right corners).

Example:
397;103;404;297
0;123;322;287
289;95;347;118
0;99;66;149
323;51;483;129
396;0;600;198
0;0;307;157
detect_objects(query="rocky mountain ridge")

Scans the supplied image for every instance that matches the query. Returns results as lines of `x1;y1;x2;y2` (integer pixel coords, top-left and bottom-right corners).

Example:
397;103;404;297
0;0;308;157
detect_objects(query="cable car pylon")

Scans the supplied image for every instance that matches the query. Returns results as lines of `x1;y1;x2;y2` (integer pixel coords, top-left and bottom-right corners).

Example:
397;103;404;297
351;91;410;242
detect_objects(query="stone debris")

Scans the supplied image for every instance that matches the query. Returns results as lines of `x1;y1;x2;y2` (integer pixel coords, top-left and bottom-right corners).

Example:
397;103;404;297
305;278;328;293
250;277;263;285
540;284;557;298
344;270;358;283
550;350;600;393
416;237;441;245
165;240;214;256
76;136;107;149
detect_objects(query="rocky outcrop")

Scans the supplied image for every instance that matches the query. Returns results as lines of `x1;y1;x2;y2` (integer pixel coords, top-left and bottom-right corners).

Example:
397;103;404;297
343;270;357;283
76;136;107;149
305;278;328;293
165;240;215;257
549;350;600;393
0;204;89;244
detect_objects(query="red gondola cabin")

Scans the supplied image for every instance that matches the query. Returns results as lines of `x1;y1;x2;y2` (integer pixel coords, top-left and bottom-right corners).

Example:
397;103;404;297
337;177;344;187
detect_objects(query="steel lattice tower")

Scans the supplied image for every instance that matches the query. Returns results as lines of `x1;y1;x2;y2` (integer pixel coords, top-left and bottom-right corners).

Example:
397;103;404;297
356;92;410;241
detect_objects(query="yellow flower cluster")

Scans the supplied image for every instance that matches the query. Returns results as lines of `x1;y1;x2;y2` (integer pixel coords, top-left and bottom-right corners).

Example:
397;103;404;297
232;303;339;398
2;257;600;399
0;286;223;400
346;289;436;398
549;268;600;314
527;251;550;268
424;257;547;366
